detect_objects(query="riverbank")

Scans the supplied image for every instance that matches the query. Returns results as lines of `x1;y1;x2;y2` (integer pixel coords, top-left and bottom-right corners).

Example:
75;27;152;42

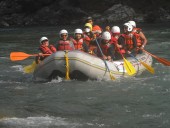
0;0;170;27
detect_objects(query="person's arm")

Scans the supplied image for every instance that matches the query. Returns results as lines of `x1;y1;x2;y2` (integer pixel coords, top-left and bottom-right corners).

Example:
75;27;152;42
139;31;147;48
108;44;116;60
89;39;96;46
39;45;52;54
82;42;89;52
49;45;57;52
118;36;126;50
36;47;45;64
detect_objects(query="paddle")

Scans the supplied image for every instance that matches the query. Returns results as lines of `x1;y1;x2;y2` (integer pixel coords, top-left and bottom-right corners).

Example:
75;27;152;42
116;45;136;76
10;52;50;61
64;51;70;80
95;39;115;80
143;49;170;66
23;61;37;73
128;53;155;74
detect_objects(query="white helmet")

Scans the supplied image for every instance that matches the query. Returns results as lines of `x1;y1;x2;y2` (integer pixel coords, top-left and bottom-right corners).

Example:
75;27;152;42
40;37;48;44
128;21;136;27
111;26;120;33
102;31;111;40
59;29;68;35
74;28;83;34
124;23;133;32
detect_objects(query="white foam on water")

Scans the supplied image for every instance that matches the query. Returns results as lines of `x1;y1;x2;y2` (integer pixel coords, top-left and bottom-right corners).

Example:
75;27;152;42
0;80;21;84
11;65;23;72
46;77;77;84
0;57;8;59
0;116;81;128
160;31;170;34
160;41;170;45
46;76;63;84
142;112;165;119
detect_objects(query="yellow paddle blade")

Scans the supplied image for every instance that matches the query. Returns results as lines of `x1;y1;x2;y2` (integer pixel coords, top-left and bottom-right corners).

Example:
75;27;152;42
123;58;136;76
23;61;37;73
140;61;155;74
109;72;115;80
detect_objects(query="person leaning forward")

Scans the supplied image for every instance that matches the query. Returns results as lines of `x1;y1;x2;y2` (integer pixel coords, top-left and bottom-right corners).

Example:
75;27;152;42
118;23;137;57
97;31;116;61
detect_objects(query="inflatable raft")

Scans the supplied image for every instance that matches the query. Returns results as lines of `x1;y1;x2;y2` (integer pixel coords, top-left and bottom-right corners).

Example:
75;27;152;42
33;50;153;81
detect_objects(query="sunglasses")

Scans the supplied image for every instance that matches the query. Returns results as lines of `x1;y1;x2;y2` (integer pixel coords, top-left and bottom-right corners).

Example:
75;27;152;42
61;34;67;37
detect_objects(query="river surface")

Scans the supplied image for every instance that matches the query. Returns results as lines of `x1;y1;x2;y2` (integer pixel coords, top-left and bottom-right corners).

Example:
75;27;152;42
0;23;170;128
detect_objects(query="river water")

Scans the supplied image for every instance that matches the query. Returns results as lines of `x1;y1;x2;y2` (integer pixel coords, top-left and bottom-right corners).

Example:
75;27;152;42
0;23;170;128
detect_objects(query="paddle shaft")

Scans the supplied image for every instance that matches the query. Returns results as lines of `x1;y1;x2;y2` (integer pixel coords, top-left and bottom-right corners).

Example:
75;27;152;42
128;53;139;62
143;49;170;66
95;39;110;70
18;53;50;57
95;39;115;80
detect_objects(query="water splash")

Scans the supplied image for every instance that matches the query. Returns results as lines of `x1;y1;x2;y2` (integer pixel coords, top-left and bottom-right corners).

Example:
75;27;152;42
0;116;81;128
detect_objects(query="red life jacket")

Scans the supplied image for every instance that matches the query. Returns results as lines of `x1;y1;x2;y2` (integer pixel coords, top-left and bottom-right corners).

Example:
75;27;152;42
39;45;56;54
71;38;83;50
121;33;134;51
111;34;120;44
83;34;91;46
49;45;57;52
133;28;142;47
98;42;111;56
57;40;73;51
111;34;125;54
